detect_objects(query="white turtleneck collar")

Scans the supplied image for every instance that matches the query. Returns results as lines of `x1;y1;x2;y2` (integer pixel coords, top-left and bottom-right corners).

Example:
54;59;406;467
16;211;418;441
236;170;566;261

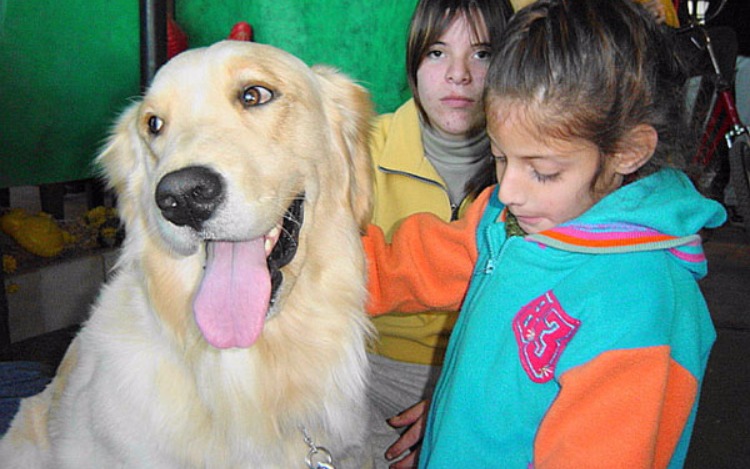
420;117;491;207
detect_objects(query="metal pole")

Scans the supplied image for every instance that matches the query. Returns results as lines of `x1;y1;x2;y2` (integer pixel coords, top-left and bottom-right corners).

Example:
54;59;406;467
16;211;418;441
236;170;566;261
139;0;168;91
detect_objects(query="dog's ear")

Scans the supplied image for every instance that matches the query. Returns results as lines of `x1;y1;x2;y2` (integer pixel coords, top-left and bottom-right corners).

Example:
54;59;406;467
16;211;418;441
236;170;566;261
313;66;374;231
95;101;143;227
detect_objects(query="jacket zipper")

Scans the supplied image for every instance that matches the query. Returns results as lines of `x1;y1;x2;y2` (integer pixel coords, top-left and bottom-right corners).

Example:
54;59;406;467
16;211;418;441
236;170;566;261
378;166;463;221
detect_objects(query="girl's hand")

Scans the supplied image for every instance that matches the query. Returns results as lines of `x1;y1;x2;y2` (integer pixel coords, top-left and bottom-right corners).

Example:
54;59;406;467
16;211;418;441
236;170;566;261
385;400;429;468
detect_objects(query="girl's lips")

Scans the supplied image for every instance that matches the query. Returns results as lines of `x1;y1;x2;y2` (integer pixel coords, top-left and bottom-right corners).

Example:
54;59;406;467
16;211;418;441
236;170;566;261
441;96;474;107
514;215;544;232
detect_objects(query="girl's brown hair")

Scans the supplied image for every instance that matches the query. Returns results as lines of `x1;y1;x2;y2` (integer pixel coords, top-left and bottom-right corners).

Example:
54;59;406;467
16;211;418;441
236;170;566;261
485;0;690;181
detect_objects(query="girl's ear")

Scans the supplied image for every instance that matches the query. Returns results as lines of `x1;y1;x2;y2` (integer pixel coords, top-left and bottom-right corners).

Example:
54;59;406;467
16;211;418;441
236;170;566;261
613;124;658;175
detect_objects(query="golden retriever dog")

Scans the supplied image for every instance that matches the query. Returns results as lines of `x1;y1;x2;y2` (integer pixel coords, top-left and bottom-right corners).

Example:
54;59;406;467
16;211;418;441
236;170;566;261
0;40;374;468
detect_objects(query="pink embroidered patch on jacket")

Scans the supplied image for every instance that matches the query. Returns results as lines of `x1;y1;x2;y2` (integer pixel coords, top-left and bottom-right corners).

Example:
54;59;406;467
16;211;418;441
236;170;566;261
513;291;581;383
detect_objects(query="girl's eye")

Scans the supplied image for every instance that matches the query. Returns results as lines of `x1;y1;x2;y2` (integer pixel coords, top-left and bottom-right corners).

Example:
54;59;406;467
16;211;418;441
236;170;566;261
533;170;561;183
426;49;444;59
240;85;274;108
474;49;491;60
492;154;507;164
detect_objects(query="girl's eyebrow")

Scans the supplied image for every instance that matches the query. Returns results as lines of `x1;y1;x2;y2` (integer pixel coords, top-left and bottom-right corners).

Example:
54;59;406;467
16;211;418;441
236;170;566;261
515;154;554;161
494;146;568;162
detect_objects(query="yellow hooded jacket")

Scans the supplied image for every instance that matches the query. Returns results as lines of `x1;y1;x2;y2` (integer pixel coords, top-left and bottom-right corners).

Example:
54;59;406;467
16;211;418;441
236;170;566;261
369;99;476;365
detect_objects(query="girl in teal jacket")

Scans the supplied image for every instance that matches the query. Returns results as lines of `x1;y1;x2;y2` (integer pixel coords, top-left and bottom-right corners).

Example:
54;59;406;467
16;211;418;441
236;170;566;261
364;0;727;467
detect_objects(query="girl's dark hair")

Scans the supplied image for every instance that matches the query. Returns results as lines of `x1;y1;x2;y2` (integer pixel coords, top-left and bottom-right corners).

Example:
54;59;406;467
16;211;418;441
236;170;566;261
407;0;514;126
485;0;690;181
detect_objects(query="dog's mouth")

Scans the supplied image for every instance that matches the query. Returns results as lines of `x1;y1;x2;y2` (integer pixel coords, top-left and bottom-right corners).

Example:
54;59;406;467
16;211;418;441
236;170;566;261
266;196;304;307
192;196;304;349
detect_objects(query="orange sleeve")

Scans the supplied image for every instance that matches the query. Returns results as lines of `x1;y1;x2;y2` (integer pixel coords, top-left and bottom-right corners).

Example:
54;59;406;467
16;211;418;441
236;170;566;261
363;187;493;316
535;347;698;469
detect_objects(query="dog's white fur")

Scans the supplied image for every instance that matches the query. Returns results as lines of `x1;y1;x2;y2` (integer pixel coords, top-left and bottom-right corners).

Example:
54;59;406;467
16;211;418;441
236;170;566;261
0;41;374;468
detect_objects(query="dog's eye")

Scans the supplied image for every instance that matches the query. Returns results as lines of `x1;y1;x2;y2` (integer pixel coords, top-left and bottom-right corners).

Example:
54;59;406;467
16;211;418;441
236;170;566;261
148;115;164;135
240;86;273;108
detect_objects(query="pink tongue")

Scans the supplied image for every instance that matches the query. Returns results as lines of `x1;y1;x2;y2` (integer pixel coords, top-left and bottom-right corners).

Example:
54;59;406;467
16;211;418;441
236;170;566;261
193;239;271;349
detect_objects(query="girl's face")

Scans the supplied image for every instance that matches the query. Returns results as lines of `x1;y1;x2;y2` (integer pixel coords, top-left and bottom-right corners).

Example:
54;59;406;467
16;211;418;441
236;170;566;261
416;13;490;140
488;101;623;234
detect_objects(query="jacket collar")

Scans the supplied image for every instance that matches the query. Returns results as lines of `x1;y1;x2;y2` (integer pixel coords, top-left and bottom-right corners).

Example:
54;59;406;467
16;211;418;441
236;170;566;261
377;99;444;183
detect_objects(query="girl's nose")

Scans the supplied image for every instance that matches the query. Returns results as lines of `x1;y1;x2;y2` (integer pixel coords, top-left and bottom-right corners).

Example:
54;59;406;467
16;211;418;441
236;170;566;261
497;166;525;207
446;59;471;85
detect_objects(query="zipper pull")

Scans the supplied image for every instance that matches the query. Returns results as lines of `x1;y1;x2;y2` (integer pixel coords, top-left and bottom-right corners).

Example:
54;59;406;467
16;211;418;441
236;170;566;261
484;258;495;274
450;203;459;221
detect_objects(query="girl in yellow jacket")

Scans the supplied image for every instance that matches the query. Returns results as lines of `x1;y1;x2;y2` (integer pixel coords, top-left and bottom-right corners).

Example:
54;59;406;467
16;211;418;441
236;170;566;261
367;0;513;467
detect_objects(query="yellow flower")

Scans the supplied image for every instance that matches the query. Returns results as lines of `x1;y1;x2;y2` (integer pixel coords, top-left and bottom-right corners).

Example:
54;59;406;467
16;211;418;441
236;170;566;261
101;227;118;240
63;231;76;244
85;206;108;228
2;254;17;274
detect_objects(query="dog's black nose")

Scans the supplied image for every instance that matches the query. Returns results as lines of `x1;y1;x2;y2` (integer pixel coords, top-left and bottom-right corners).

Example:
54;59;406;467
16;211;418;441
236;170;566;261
155;166;224;230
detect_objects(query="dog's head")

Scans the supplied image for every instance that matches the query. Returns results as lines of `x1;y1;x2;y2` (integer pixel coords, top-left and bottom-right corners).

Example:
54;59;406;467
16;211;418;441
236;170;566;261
97;41;373;349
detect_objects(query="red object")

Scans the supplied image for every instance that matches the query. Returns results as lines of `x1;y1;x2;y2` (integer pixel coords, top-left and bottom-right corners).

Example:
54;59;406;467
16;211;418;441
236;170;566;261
167;18;189;59
228;22;254;42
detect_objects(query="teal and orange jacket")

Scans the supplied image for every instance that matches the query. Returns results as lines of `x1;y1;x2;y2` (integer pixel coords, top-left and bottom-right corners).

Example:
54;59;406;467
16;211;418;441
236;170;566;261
364;168;727;468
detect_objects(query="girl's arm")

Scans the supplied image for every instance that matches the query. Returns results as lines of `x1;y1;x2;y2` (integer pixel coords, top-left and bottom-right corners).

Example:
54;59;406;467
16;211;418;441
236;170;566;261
534;347;698;468
363;187;493;316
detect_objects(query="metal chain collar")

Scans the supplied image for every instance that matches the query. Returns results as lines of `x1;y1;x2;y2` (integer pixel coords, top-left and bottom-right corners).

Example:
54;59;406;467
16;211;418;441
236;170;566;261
300;425;336;469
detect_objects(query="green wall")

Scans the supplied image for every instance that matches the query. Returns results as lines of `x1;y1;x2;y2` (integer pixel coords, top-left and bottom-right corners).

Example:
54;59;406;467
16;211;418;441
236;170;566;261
0;0;416;188
0;0;140;188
